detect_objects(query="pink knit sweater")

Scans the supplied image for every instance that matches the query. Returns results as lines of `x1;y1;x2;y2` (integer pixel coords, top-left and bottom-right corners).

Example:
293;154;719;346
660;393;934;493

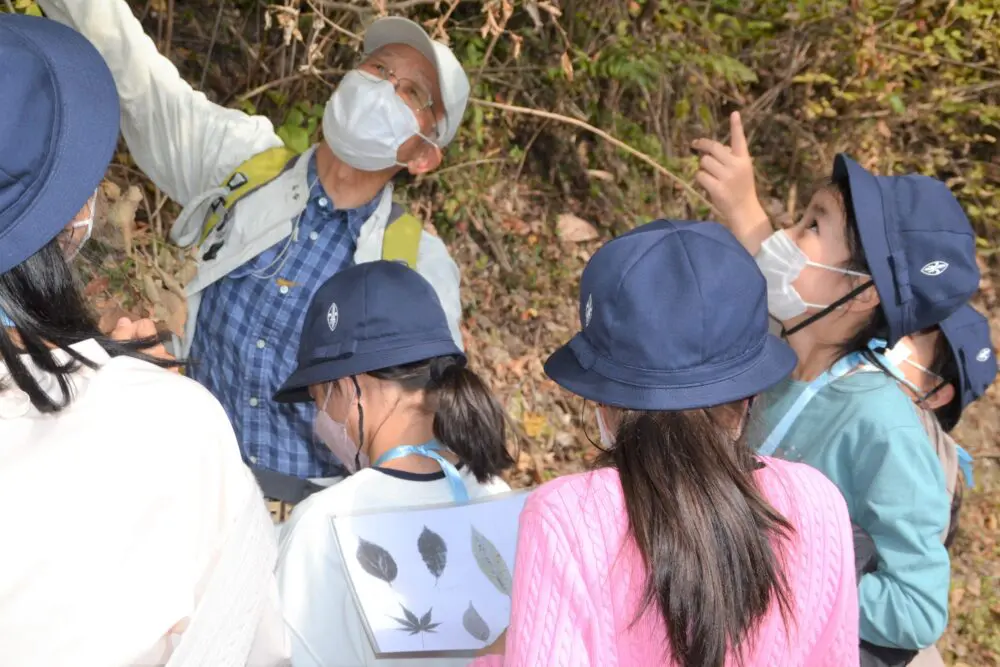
472;458;858;666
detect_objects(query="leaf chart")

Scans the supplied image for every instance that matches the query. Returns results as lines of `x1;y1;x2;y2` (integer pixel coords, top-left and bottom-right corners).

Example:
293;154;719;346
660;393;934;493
333;490;530;655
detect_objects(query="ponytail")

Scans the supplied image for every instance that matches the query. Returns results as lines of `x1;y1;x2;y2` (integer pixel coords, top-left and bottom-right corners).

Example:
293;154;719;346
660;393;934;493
368;355;515;482
597;403;793;667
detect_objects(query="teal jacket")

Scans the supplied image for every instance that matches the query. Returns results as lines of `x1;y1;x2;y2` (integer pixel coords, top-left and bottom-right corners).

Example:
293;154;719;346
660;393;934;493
752;371;950;650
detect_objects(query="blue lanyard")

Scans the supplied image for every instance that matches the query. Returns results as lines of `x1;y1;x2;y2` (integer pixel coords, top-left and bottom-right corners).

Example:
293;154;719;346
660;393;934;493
373;440;469;504
757;351;866;456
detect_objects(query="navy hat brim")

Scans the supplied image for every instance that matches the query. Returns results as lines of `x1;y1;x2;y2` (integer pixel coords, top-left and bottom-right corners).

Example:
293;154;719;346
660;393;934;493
544;332;797;411
0;16;121;274
833;154;904;345
274;338;464;403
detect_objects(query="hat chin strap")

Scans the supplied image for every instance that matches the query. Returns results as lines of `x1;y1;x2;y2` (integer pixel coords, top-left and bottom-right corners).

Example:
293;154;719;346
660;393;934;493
781;280;875;338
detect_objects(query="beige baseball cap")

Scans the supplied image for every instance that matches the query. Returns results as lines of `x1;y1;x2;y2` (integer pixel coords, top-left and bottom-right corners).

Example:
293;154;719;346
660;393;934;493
364;17;470;147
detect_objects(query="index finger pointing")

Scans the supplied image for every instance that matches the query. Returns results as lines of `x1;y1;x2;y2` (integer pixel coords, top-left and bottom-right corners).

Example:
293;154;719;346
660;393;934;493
730;111;749;157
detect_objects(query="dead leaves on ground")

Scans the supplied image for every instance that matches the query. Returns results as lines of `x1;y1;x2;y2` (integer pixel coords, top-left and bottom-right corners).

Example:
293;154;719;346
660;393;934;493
91;179;196;338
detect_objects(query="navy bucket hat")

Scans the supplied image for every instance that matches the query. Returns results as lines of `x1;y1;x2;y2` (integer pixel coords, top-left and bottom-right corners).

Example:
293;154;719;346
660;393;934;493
275;261;464;403
833;154;979;346
937;304;996;429
0;15;121;275
544;220;798;411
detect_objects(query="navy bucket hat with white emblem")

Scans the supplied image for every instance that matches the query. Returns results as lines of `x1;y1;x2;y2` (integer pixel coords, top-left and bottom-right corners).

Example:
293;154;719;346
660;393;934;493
0;15;121;274
544;220;797;411
275;260;464;403
833;154;979;346
937;303;997;430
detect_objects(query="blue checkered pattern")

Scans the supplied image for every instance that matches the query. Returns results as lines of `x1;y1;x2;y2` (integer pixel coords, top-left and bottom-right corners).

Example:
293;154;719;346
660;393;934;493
188;153;380;478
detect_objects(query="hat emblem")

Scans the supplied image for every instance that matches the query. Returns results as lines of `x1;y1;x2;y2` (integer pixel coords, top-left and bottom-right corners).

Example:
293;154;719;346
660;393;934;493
326;303;339;332
584;294;593;327
920;260;949;276
977;347;991;363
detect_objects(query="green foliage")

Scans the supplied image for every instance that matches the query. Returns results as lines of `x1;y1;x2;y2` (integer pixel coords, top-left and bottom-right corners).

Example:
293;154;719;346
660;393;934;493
276;101;324;154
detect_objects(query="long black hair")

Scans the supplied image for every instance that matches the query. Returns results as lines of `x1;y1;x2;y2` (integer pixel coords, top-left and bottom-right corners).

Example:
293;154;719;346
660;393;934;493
597;401;794;667
367;355;515;482
0;237;181;413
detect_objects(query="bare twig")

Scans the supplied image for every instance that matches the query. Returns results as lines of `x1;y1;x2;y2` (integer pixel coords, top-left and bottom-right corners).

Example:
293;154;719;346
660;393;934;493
880;43;1000;77
314;0;466;13
472;99;717;214
476;2;513;83
163;0;174;58
235;67;348;102
199;0;227;90
305;0;362;41
431;0;462;42
418;157;515;180
3;0;16;13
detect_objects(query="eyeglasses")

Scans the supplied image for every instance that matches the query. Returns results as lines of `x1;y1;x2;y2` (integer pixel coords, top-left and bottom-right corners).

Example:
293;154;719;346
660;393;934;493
359;62;439;138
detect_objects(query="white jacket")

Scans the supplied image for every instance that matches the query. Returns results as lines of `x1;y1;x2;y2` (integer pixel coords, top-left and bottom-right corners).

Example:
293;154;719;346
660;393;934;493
38;0;463;356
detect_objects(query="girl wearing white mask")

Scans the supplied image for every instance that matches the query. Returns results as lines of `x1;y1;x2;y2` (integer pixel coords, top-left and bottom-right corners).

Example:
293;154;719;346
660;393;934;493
693;113;980;659
274;260;513;667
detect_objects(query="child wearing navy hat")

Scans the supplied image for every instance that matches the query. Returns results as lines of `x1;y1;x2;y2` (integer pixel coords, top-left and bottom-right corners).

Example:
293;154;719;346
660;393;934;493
0;14;286;667
853;304;996;666
693;114;980;654
472;220;858;667
274;260;514;667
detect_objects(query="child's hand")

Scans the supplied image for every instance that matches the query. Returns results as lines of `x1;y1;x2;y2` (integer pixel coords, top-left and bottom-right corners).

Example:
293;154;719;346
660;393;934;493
692;112;770;247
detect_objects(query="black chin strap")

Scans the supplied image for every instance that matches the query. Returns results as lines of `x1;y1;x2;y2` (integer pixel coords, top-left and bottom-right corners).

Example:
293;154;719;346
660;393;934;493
782;280;875;338
351;375;364;472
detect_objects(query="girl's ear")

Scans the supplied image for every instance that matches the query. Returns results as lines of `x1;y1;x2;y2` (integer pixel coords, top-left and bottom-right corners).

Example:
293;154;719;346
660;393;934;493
924;383;956;412
845;279;881;314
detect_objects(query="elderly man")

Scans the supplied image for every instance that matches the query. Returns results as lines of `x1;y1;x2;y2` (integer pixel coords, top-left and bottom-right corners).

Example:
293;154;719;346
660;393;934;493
39;0;468;503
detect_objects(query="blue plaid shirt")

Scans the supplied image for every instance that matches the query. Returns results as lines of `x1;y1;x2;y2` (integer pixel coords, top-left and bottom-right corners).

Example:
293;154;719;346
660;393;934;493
189;153;380;478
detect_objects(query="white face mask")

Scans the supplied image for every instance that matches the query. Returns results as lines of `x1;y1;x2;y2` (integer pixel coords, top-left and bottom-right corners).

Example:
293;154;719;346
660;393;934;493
882;340;945;401
314;383;369;474
755;229;869;321
595;406;615;448
322;70;437;172
65;191;97;260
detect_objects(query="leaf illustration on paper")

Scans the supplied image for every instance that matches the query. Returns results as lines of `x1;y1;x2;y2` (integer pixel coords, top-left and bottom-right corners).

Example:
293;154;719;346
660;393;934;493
390;604;441;636
356;538;397;586
471;525;512;596
462;601;491;642
417;525;447;583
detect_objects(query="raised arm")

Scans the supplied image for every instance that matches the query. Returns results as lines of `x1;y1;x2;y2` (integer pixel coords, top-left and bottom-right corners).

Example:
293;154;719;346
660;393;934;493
692;112;773;255
37;0;284;207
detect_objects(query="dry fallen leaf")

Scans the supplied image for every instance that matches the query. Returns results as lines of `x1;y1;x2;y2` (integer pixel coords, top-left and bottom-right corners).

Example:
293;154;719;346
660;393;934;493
106;185;143;255
557;213;599;242
560;51;574;82
158;291;187;338
522;412;547;439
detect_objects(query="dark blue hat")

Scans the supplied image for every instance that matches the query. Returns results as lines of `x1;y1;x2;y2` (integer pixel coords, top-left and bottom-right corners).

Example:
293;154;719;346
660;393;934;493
275;260;464;403
938;303;996;429
0;15;121;275
833;154;978;346
544;220;797;410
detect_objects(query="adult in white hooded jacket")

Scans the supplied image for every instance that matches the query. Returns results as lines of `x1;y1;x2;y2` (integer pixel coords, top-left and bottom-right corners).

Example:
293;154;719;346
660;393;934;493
38;0;469;502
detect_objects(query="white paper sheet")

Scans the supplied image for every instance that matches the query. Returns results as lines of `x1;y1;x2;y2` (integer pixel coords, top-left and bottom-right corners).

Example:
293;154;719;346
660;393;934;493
332;490;530;656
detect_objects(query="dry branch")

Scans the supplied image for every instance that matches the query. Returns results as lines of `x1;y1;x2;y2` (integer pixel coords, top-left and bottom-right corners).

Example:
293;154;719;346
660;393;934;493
471;99;717;214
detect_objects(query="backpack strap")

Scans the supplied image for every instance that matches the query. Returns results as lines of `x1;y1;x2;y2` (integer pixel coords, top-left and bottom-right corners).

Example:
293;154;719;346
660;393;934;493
199;146;300;245
382;205;423;270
